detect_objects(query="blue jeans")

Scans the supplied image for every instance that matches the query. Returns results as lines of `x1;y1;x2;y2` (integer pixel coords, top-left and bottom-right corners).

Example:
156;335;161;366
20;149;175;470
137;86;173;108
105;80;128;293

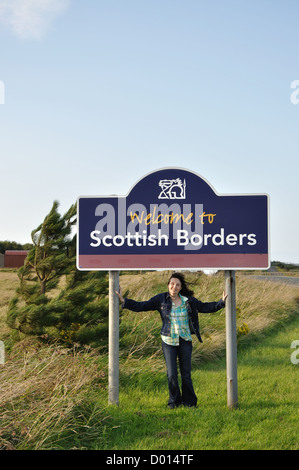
162;337;197;407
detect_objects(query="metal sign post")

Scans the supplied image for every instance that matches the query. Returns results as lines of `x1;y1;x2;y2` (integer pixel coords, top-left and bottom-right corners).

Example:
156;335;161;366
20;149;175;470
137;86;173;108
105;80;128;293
225;270;238;409
108;270;119;405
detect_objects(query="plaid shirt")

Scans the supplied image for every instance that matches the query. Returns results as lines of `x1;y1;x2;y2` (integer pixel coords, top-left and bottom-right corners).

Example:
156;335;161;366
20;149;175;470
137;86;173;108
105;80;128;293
161;295;192;346
123;292;225;344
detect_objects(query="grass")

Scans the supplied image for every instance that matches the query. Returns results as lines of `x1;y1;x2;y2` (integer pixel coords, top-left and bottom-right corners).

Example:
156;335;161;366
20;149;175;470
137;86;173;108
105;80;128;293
0;269;19;338
95;314;299;450
0;340;108;450
0;269;298;450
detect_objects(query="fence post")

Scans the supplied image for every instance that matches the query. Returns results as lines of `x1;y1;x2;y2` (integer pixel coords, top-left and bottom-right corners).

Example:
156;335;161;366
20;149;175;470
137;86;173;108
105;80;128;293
225;270;238;409
108;271;120;405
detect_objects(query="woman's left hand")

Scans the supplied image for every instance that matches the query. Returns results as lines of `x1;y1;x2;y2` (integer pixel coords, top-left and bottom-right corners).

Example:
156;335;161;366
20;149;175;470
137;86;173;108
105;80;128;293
222;291;228;302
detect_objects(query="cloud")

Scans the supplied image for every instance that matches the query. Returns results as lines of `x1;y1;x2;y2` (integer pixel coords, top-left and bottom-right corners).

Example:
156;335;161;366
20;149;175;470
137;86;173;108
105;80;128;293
0;0;70;39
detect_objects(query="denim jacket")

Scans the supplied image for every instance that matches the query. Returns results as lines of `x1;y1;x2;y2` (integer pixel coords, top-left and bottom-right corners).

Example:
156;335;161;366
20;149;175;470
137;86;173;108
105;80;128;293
122;293;225;343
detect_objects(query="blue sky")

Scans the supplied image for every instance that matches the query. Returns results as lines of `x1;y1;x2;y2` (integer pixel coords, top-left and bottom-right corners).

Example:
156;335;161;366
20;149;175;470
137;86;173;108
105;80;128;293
0;0;298;263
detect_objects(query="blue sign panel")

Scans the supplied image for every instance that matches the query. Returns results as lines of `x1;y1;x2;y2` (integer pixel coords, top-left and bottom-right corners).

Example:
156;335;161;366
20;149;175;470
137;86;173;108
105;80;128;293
77;168;269;270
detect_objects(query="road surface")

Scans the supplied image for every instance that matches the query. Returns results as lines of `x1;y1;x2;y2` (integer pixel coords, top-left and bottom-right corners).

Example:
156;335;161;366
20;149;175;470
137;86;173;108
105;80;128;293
246;275;299;286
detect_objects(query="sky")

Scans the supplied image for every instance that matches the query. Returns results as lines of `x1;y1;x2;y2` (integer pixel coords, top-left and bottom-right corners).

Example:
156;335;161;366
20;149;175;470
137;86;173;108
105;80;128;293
0;0;298;264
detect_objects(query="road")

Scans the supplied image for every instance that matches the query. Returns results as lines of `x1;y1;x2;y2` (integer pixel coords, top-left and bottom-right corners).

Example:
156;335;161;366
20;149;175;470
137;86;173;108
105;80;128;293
245;275;299;286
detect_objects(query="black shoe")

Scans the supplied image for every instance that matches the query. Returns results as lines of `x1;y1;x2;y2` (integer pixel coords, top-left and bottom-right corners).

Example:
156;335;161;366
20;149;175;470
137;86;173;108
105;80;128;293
168;403;181;409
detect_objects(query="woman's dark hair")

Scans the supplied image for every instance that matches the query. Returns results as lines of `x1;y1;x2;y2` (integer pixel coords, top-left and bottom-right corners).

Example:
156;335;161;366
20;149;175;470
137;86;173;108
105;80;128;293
168;272;194;297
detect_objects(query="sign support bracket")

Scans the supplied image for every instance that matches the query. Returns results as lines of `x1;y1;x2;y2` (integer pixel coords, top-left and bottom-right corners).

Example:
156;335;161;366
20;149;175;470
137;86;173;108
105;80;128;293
225;270;238;409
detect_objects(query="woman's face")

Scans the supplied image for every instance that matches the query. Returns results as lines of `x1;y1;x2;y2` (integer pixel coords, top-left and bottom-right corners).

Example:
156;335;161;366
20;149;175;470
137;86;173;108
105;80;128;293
168;277;182;297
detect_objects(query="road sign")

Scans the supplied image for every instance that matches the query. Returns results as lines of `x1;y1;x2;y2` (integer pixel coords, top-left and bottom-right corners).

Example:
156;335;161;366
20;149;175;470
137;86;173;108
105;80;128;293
77;168;269;271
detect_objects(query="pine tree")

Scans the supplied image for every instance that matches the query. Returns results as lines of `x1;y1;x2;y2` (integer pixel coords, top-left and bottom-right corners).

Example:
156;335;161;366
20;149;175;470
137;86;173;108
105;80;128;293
28;200;76;295
52;269;109;347
7;201;110;347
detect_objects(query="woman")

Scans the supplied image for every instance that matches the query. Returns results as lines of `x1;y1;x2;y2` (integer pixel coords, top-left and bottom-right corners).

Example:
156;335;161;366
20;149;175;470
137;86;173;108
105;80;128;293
116;272;227;409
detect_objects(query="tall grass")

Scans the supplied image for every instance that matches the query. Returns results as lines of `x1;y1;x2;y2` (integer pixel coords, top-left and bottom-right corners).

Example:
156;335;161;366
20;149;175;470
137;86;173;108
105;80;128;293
0;340;108;450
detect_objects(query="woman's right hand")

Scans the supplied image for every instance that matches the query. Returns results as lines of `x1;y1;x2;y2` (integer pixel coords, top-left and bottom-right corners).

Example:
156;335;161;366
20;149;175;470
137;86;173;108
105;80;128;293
115;286;124;304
